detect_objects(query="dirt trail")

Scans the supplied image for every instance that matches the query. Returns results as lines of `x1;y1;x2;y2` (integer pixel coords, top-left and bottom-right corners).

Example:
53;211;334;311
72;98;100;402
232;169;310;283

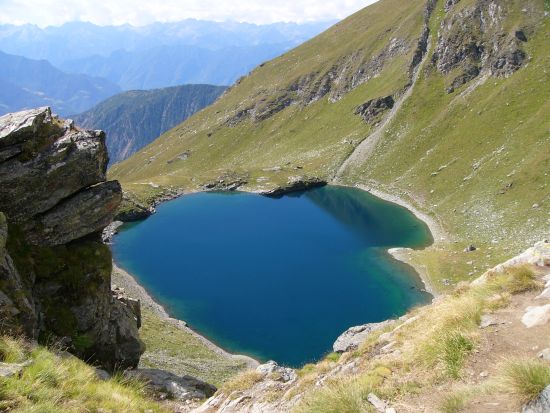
334;41;430;181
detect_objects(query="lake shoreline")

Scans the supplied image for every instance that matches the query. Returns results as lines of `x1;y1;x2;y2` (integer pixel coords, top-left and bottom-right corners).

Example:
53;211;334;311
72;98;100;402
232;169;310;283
345;183;446;297
111;263;260;370
112;182;443;364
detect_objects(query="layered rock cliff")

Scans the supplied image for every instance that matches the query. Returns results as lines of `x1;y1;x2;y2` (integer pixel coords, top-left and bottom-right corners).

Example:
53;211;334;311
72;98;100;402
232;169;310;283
0;107;144;370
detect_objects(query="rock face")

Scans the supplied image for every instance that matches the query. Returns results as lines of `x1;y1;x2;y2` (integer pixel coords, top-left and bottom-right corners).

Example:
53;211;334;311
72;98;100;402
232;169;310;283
333;321;392;353
354;96;395;124
125;369;217;401
432;0;529;93
0;107;144;370
262;176;327;198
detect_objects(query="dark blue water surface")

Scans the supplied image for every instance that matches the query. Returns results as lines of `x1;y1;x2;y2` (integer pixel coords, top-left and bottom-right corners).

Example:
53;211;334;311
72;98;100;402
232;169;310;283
112;186;432;367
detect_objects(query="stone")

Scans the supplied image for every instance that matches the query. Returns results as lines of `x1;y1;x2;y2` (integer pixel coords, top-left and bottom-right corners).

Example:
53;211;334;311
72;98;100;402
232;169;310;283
522;385;550;413
538;348;550;361
0;361;30;378
95;368;111;381
479;371;489;378
480;314;500;328
367;393;388;412
125;369;217;401
256;360;297;383
521;305;550;328
536;287;550;300
464;244;477;252
333;321;392;353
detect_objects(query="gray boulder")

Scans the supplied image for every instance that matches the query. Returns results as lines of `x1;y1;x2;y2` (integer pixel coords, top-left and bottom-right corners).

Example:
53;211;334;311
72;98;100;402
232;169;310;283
256;360;297;383
125;369;217;401
523;385;550;413
333;321;392;353
0;361;31;378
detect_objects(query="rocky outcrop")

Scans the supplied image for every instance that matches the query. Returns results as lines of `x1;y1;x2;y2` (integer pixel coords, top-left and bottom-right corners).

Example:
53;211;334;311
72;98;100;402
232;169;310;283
432;0;530;93
354;96;395;124
333;321;392;353
0;107;144;370
472;240;550;286
262;176;327;198
125;369;217;401
256;360;297;383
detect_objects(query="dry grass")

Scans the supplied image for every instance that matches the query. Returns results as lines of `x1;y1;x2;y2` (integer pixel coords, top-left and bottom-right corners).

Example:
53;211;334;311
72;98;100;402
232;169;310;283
0;337;166;412
220;369;264;396
497;358;550;403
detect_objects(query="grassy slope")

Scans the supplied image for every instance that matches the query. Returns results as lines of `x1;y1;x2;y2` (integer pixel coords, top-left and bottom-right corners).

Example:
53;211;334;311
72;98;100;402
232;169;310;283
0;337;166;412
138;309;247;387
111;0;549;293
110;0;424;190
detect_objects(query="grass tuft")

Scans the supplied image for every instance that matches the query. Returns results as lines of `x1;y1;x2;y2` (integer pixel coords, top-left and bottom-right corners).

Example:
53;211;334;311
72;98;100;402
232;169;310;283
441;332;474;379
0;336;28;363
439;393;466;413
295;377;373;413
502;265;542;294
497;358;550;403
220;370;263;396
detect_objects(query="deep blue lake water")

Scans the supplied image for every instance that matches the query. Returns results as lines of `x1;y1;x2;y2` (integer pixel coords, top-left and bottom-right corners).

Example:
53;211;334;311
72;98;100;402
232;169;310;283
112;186;432;367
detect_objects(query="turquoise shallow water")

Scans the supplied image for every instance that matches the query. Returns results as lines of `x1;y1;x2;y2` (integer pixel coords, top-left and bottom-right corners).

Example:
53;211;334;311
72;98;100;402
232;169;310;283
112;186;432;367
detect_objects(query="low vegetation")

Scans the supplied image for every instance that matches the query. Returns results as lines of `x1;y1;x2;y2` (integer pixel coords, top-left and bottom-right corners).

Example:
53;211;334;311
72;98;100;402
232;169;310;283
220;370;264;396
0;337;165;412
497;358;550;403
138;309;248;386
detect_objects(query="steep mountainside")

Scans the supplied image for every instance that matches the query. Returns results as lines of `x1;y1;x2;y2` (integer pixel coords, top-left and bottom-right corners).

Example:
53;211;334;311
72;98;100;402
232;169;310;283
73;84;227;164
0;51;121;116
111;0;549;287
0;107;142;370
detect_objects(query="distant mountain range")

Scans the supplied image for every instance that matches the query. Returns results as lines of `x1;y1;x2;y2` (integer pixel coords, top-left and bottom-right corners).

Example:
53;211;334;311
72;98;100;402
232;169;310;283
0;51;121;116
0;20;334;65
0;20;332;114
58;43;289;90
73;84;227;164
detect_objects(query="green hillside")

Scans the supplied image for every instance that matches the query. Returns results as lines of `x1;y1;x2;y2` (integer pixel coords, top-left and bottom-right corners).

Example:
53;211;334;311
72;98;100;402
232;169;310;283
110;0;549;291
73;84;227;164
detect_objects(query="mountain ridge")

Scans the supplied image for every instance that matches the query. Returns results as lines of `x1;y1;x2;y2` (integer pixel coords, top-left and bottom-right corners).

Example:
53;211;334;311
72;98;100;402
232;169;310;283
0;50;121;116
73;84;227;163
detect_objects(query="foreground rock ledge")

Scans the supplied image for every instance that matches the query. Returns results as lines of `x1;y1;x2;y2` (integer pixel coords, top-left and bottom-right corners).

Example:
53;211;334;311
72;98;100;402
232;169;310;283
0;107;143;370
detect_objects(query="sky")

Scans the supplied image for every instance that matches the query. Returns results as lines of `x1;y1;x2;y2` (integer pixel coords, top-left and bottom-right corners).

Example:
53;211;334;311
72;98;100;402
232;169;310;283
0;0;378;27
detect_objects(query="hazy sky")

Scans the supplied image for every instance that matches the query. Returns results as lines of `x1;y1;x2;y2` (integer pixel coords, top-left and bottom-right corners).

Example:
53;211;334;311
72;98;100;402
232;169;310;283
0;0;378;27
